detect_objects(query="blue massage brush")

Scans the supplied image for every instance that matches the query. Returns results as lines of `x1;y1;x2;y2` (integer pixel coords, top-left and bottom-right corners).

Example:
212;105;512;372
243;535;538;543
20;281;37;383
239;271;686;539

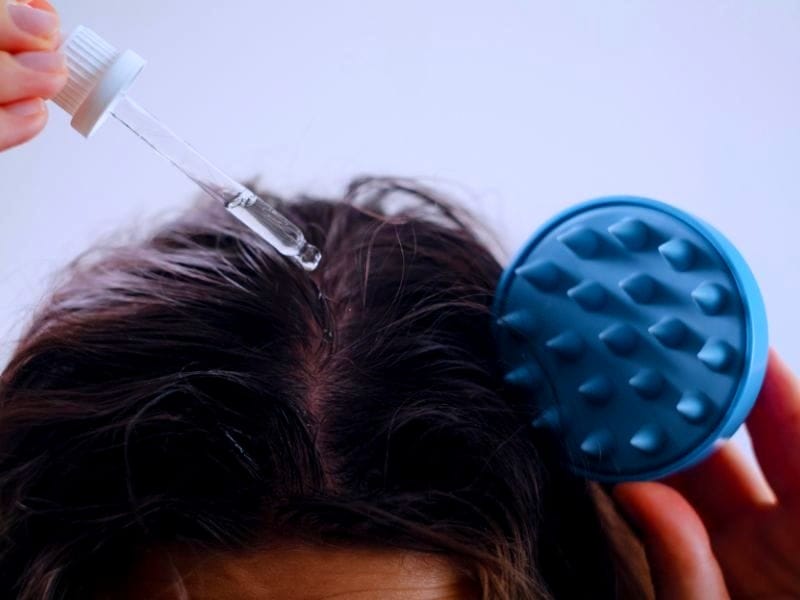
493;197;768;482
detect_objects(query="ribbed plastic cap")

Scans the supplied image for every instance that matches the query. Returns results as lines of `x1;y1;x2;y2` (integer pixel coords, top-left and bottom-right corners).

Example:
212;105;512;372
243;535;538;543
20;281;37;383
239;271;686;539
52;26;146;138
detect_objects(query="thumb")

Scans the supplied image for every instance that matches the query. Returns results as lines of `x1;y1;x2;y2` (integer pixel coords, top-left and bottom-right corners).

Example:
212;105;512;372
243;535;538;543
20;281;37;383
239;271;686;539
614;482;729;600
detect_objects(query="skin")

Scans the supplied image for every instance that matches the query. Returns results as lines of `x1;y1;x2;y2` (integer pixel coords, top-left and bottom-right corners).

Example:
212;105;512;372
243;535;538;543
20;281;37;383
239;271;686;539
4;7;800;598
0;0;66;151
115;543;478;600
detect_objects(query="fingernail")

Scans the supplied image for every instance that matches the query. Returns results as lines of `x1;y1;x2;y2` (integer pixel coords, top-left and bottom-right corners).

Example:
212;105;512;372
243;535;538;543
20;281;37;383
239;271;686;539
8;4;59;39
15;50;65;73
5;97;45;117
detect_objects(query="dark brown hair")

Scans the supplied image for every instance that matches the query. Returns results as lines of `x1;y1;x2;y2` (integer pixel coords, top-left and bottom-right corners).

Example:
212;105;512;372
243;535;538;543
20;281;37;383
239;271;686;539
0;178;649;599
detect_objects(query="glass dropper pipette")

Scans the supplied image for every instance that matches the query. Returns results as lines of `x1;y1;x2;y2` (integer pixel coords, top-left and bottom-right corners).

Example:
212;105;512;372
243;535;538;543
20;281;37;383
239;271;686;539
52;26;321;271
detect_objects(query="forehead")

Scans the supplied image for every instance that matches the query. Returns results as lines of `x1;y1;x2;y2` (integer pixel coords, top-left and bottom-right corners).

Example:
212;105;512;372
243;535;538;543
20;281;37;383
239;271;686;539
118;543;478;600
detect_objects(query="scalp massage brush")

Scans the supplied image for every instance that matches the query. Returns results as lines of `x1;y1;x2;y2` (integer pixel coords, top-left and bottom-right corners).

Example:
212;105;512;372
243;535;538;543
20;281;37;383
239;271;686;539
493;198;768;482
51;28;768;483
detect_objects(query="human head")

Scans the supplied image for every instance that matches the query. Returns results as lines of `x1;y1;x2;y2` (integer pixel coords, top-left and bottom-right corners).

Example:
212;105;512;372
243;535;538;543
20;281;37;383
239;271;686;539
0;178;646;598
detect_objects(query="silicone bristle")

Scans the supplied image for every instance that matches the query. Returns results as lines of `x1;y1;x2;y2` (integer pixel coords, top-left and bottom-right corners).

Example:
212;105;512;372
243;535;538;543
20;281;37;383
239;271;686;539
630;425;665;454
516;260;561;291
648;316;688;348
692;282;728;315
659;238;696;271
676;392;710;423
608;217;649;250
504;364;543;390
697;339;735;372
629;369;665;398
497;310;538;339
558;226;599;258
599;322;639;356
545;331;585;361
578;375;613;405
619;272;657;303
532;407;560;430
580;430;613;457
567;280;606;311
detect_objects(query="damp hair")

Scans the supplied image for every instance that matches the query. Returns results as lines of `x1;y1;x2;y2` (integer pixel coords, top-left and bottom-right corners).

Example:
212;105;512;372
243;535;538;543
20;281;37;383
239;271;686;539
0;177;650;599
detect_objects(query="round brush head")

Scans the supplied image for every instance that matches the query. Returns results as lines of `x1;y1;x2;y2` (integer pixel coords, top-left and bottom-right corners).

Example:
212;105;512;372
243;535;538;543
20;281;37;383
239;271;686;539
493;197;768;482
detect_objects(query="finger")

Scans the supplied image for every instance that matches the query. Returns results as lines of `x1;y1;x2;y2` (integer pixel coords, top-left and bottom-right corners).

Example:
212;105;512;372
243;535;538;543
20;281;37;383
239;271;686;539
662;443;775;532
0;50;67;104
0;97;48;151
27;1;58;12
614;482;730;600
0;1;60;53
747;350;800;501
17;0;64;41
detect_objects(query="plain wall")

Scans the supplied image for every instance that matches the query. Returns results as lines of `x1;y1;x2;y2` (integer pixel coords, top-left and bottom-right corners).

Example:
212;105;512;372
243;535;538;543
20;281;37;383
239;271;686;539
1;1;798;373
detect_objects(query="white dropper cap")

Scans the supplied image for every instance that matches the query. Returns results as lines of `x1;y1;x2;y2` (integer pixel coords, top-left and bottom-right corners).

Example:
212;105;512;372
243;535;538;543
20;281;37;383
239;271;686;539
52;26;146;138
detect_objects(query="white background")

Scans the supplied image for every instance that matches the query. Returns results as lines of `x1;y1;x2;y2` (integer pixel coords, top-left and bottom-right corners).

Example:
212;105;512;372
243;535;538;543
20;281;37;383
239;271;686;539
1;1;798;371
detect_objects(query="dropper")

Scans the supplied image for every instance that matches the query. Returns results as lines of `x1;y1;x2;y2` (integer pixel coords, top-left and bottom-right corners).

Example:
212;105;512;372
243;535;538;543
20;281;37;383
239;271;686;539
52;26;321;271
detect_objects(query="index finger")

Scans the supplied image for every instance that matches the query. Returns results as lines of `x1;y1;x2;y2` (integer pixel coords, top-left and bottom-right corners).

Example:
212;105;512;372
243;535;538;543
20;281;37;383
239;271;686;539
745;350;800;501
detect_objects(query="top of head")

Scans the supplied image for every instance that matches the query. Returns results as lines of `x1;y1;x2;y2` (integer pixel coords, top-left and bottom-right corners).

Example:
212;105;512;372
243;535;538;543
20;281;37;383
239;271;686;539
493;196;769;482
52;26;146;138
